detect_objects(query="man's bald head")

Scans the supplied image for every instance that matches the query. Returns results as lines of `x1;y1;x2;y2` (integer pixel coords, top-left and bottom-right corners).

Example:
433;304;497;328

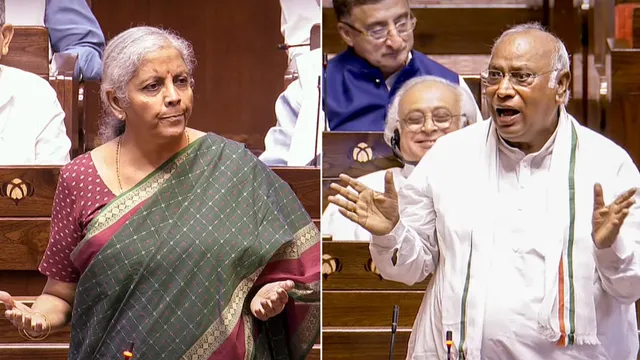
492;23;570;94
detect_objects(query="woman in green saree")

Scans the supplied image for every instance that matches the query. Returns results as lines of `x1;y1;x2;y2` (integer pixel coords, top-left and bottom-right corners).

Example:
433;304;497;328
0;26;319;359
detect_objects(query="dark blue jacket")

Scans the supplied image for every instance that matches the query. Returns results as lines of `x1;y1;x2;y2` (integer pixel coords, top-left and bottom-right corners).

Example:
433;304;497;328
325;48;459;131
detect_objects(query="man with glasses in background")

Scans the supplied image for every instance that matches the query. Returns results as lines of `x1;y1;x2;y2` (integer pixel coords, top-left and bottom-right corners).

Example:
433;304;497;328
325;0;481;131
328;23;640;359
322;75;477;241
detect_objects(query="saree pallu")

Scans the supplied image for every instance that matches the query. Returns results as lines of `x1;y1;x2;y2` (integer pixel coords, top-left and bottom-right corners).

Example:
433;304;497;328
68;134;320;360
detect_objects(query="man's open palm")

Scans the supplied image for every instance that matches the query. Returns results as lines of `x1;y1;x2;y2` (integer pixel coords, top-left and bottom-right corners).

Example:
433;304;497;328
327;171;399;236
592;183;637;249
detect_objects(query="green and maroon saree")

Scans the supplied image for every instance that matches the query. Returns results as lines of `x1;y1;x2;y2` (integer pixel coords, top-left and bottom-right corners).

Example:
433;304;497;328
68;133;320;359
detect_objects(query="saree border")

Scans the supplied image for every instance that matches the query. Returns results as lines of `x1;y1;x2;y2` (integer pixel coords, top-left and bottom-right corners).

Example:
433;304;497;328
270;223;318;262
242;310;255;360
181;266;264;360
85;141;198;239
290;300;320;360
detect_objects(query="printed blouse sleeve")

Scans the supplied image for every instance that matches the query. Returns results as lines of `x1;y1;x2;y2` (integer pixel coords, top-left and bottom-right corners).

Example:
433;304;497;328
38;166;83;282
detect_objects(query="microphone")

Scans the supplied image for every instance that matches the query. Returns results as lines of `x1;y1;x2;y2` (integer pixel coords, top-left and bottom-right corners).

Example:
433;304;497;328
322;53;329;131
123;341;134;359
446;330;453;360
388;305;400;360
277;43;311;51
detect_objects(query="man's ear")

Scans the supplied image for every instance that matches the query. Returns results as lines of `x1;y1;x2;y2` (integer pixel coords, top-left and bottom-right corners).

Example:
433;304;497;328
1;24;15;56
555;69;571;104
106;89;127;120
337;22;355;48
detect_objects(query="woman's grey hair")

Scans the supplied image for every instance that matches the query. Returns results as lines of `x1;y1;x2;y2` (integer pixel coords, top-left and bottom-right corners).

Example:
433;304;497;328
98;26;196;142
383;75;478;157
492;22;571;104
0;0;5;26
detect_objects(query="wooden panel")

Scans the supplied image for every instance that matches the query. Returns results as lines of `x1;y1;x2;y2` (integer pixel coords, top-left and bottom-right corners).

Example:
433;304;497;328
0;27;49;76
0;271;47;297
307;345;321;360
323;328;410;360
271;167;320;219
322;132;401;179
463;76;482;109
0;344;69;360
322;241;431;290
634;8;640;48
607;48;640;167
0;167;60;217
610;49;640;93
323;291;422;327
322;179;339;213
91;0;287;154
322;6;544;55
81;81;103;150
0;220;50;271
429;55;489;76
50;53;81;158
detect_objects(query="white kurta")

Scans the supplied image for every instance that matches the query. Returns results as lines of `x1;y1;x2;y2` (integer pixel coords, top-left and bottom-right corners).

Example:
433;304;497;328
260;49;323;166
5;0;46;25
322;166;411;241
0;65;70;165
279;0;321;64
371;114;640;359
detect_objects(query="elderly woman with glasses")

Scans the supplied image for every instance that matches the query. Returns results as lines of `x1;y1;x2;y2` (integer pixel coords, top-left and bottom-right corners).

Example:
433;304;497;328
322;75;477;241
0;26;319;360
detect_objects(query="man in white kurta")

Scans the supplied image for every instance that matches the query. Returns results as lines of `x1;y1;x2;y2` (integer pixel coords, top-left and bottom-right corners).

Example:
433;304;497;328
328;24;640;359
0;6;70;165
259;0;322;166
322;75;478;241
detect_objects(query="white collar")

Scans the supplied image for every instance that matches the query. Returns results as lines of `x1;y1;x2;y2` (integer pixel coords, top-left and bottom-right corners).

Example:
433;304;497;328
385;51;413;90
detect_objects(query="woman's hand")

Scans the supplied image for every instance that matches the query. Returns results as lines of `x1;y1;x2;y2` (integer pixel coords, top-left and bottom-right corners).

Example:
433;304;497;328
0;291;50;338
250;280;295;321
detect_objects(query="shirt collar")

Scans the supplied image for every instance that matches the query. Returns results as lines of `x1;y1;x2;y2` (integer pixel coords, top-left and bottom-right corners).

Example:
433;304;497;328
401;163;415;178
497;108;563;163
386;51;413;90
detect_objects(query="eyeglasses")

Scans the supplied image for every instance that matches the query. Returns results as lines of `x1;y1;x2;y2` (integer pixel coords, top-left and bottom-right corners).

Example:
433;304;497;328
400;109;464;132
481;69;557;88
340;14;416;42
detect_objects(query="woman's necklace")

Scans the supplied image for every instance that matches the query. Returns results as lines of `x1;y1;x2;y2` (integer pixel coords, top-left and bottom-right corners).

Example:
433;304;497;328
116;131;190;193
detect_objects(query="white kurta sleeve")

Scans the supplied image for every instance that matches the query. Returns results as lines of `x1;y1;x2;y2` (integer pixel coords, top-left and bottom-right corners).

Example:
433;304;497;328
34;87;71;165
259;80;302;166
594;153;640;304
370;156;439;286
279;0;320;62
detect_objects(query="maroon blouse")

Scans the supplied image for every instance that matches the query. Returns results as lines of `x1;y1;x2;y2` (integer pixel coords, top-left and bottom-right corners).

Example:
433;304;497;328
38;153;116;282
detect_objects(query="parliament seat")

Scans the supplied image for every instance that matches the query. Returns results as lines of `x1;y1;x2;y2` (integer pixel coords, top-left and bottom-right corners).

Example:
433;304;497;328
587;0;640;167
322;132;401;212
322;241;425;359
0;166;320;359
0;26;81;158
